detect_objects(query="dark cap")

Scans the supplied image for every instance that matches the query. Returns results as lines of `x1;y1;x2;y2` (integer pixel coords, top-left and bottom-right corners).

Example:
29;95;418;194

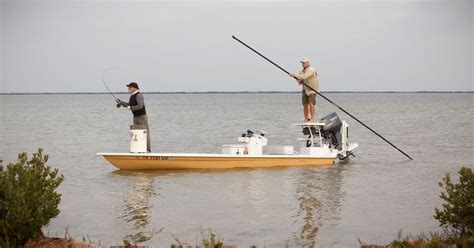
126;82;139;89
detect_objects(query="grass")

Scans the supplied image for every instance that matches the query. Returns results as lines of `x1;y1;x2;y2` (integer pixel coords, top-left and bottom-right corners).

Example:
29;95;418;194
359;229;474;248
170;229;235;248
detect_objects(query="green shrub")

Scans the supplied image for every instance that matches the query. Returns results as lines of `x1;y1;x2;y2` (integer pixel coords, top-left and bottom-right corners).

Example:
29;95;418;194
434;167;474;237
0;148;64;247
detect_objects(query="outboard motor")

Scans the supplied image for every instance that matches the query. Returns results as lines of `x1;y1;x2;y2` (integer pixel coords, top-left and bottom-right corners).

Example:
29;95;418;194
296;112;358;160
320;112;343;149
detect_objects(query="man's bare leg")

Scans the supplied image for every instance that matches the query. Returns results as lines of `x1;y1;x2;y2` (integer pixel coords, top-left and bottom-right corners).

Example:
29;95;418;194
303;104;309;122
309;103;315;122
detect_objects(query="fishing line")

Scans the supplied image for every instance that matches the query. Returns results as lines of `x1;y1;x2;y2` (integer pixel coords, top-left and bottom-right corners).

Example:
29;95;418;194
101;67;122;101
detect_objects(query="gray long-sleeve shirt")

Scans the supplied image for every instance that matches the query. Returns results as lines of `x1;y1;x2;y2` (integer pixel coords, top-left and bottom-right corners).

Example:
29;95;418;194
122;90;145;112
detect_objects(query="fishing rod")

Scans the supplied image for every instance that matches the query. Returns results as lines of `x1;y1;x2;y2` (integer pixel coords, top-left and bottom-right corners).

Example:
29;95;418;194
101;67;120;101
232;35;413;160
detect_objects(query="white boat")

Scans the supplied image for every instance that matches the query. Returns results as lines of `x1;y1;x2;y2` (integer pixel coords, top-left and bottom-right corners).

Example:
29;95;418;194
98;112;358;170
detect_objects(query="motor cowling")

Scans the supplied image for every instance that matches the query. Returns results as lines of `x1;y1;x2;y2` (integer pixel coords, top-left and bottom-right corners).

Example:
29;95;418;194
320;112;343;149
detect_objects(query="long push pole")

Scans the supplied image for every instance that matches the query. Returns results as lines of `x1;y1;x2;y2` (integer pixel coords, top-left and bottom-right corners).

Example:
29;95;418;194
232;35;413;160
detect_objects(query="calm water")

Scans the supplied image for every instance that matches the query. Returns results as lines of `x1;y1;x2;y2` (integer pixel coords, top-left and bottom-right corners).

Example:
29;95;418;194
1;93;473;247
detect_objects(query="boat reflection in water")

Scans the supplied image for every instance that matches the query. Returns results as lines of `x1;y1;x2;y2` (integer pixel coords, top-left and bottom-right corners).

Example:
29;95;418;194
293;166;344;248
109;166;344;246
111;171;163;243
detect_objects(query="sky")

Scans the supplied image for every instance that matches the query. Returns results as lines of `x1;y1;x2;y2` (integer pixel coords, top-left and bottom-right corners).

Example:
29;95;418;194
0;0;472;93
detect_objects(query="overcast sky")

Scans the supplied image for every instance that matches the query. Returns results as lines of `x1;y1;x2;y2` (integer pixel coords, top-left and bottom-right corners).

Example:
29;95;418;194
1;0;472;93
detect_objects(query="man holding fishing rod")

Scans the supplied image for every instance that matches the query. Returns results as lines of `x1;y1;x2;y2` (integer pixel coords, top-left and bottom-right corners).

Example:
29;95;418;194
289;58;320;123
116;82;151;153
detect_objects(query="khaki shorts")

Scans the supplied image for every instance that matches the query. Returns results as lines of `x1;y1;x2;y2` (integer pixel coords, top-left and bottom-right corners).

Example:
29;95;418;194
302;91;316;105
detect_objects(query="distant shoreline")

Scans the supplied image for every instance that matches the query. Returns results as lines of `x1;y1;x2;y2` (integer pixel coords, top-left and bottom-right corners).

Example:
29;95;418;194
0;91;473;95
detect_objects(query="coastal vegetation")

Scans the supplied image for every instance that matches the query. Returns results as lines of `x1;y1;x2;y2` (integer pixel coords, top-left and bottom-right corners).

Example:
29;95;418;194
0;149;64;247
170;229;229;248
434;167;473;238
361;166;473;248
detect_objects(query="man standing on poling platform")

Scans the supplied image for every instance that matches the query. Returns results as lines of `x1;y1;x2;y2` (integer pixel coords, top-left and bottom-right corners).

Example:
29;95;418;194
289;58;320;123
116;82;151;152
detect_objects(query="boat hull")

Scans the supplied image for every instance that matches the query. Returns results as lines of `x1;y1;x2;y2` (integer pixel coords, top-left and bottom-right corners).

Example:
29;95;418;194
98;153;335;170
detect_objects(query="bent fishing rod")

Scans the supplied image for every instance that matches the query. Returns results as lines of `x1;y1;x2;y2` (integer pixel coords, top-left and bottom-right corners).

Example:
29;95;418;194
101;67;120;101
232;35;413;160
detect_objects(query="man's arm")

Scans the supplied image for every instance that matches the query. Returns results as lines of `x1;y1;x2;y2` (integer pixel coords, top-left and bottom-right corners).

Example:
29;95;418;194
129;94;144;111
121;100;130;107
116;98;130;108
294;67;315;80
288;73;303;84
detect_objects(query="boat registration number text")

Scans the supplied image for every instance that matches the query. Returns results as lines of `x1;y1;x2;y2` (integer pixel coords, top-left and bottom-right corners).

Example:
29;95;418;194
137;156;176;160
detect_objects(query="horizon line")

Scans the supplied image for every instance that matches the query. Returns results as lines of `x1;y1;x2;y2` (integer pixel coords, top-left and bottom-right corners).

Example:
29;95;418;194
0;90;473;95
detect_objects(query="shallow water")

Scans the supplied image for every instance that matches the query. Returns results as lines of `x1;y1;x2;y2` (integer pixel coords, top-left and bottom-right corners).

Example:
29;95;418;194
1;93;473;247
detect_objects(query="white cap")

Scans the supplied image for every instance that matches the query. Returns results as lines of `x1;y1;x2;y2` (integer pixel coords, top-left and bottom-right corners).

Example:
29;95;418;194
300;58;310;63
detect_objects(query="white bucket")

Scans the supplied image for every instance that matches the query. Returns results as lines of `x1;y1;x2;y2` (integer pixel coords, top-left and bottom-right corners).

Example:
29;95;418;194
130;125;147;153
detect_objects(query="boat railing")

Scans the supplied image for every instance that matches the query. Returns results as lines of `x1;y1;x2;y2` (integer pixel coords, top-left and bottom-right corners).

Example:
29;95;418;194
292;122;325;148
